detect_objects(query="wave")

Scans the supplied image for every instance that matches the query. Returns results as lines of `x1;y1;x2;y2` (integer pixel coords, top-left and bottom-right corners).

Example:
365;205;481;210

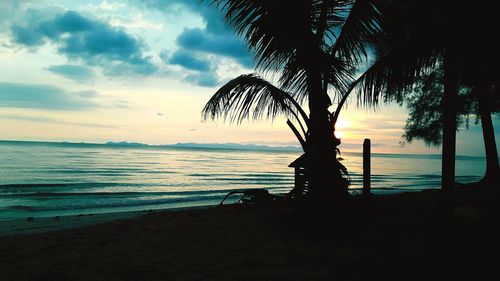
0;183;76;188
3;188;277;198
189;172;293;178
0;185;288;197
0;182;122;189
45;169;175;174
0;182;201;190
1;205;36;211
2;194;228;212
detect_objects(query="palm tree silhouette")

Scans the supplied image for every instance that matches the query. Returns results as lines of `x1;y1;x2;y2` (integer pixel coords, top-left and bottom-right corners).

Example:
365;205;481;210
401;67;499;184
202;0;385;201
343;0;499;191
460;59;499;184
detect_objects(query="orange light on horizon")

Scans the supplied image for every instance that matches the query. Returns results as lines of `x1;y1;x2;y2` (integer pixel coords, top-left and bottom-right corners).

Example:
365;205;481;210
334;117;351;140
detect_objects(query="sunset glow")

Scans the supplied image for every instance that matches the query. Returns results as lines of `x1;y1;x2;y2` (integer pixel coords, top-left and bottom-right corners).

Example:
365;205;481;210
0;0;496;156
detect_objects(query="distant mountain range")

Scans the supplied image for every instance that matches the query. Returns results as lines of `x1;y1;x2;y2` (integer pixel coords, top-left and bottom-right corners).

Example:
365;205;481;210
0;140;487;158
105;141;149;147
105;141;302;152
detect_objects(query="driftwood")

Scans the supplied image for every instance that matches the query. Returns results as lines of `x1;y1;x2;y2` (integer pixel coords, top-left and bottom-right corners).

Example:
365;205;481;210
219;189;278;206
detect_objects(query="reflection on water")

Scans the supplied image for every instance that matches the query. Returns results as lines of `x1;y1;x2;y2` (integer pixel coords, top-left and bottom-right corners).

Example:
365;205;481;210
0;141;485;219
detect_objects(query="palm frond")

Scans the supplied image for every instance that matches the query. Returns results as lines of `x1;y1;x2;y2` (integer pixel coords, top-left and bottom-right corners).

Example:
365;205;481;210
277;48;353;99
330;43;440;125
351;42;440;106
330;0;386;65
287;119;307;151
207;1;355;74
202;74;310;128
207;0;311;73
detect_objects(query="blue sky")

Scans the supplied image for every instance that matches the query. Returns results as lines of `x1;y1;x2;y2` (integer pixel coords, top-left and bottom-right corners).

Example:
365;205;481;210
0;0;497;156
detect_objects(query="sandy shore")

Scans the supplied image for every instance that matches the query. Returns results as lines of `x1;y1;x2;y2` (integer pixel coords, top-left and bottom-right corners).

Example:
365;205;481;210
0;206;211;238
1;186;499;281
0;211;141;238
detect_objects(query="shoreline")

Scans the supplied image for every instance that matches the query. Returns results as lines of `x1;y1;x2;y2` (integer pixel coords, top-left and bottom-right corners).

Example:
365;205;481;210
1;184;498;280
0;184;478;238
0;188;429;238
0;187;424;237
0;205;213;238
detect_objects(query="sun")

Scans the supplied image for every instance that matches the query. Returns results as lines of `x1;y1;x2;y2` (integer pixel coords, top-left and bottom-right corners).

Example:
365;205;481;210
334;117;351;139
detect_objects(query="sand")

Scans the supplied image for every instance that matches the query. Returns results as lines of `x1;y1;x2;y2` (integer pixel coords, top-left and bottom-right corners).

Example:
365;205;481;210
1;186;499;281
0;206;211;238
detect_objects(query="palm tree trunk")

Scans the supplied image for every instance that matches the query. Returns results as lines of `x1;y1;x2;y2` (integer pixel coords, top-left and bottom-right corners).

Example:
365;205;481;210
306;70;347;200
477;89;499;183
441;47;458;197
304;0;349;201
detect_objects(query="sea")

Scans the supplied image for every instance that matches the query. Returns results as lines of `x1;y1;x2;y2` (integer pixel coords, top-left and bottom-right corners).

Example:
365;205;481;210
0;140;486;220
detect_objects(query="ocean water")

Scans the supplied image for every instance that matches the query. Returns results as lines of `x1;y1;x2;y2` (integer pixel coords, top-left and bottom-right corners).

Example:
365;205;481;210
0;140;486;220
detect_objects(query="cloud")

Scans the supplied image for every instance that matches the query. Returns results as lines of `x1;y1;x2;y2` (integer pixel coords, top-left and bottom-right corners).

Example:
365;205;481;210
176;27;252;68
113;99;130;109
137;0;253;67
129;0;254;87
162;49;212;72
0;81;98;110
184;72;220;87
0;114;119;129
46;65;96;83
160;47;221;87
11;25;45;46
135;0;227;32
95;1;126;11
11;10;157;76
74;90;99;98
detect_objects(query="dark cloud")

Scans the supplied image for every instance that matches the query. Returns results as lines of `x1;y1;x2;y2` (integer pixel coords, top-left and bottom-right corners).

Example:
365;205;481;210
11;25;45;46
46;65;96;83
0;81;98;110
162;49;212;72
11;11;156;76
137;0;253;68
184;72;219;87
160;47;221;87
131;0;254;87
177;28;252;68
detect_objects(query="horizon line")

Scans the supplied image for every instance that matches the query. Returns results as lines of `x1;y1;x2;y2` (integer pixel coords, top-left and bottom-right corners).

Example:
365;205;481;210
0;139;488;159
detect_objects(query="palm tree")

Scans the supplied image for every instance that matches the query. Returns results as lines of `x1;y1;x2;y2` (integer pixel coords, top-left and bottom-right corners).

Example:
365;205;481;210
477;89;499;184
401;67;499;184
342;0;498;192
201;0;385;201
460;58;500;184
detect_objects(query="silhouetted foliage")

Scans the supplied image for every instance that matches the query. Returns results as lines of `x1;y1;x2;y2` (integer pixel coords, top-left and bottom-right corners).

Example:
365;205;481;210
401;65;500;182
401;68;474;146
344;0;499;189
202;0;386;201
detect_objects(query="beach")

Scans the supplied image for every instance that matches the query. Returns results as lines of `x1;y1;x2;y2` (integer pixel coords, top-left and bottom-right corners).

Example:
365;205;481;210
1;185;499;281
1;0;498;280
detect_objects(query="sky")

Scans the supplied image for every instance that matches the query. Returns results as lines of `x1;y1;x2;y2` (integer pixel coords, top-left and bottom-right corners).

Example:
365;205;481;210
0;0;497;156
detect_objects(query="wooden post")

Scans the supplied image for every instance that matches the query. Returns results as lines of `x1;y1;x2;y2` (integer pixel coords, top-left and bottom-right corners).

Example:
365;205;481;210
363;139;371;196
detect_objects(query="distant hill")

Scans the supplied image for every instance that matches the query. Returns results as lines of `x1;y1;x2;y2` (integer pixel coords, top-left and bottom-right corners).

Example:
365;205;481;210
171;142;301;152
105;141;149;147
103;141;301;152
